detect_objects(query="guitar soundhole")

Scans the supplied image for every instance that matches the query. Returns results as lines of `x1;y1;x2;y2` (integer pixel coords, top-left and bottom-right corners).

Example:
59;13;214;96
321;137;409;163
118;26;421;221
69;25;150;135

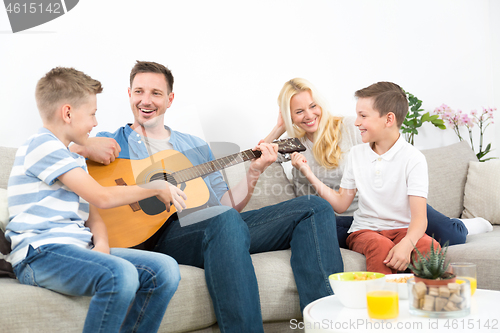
139;172;186;216
150;172;178;186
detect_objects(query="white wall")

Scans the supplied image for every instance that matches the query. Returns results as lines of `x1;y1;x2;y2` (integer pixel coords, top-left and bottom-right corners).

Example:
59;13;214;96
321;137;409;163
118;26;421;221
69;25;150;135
1;0;498;159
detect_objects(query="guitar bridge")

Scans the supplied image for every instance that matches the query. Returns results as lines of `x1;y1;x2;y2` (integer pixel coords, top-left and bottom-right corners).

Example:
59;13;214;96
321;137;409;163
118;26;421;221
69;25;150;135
115;178;142;212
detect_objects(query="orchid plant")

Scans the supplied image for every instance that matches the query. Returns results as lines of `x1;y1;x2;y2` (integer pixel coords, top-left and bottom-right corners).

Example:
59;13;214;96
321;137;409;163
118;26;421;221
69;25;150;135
434;104;497;162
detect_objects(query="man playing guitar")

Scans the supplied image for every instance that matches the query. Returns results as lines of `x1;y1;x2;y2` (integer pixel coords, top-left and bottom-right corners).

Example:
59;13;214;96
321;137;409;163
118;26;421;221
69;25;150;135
71;61;344;333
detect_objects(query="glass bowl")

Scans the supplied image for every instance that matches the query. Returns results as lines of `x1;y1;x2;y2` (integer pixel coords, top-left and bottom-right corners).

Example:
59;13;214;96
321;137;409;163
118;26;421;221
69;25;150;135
407;277;471;318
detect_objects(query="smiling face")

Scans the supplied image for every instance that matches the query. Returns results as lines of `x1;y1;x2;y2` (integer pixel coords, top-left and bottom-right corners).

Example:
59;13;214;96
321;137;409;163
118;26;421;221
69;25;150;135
69;94;98;146
128;72;174;130
290;90;322;141
355;97;388;143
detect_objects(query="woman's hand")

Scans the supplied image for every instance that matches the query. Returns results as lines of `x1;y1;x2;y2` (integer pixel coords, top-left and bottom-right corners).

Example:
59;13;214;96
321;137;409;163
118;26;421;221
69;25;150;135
263;111;287;143
276;110;286;133
291;152;312;177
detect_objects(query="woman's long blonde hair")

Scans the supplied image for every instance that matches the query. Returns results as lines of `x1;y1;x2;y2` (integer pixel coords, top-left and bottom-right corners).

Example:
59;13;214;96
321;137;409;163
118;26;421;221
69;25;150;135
278;78;343;169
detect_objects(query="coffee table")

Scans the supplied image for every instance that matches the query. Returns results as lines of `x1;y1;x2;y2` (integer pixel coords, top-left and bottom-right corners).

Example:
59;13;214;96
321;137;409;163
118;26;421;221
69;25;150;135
302;289;500;332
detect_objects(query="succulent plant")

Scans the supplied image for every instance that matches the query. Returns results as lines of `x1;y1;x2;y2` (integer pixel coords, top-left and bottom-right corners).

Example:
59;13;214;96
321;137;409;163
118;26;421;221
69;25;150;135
408;237;455;280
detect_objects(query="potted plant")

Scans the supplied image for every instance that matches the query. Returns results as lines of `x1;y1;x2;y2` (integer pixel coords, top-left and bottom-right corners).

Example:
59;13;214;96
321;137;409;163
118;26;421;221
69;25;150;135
407;239;471;315
401;91;446;145
408;238;455;285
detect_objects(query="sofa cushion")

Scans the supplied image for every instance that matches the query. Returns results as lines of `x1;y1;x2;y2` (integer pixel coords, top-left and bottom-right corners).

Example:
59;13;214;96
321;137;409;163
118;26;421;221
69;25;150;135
462;160;500;224
252;249;367;322
160;265;216;332
421;141;478;218
252;250;301;321
0;277;89;331
446;226;500;291
0;264;217;333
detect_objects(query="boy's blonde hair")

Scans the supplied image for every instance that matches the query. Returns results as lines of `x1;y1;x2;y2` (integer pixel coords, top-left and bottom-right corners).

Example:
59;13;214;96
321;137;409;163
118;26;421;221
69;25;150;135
278;78;343;169
354;82;408;128
35;67;103;121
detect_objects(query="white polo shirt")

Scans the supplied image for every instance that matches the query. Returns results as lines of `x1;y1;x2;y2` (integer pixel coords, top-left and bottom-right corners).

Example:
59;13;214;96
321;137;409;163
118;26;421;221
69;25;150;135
340;135;428;233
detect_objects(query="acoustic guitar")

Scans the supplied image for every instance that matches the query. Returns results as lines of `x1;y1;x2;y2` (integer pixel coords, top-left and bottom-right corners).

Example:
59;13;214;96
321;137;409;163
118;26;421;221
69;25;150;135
87;138;306;248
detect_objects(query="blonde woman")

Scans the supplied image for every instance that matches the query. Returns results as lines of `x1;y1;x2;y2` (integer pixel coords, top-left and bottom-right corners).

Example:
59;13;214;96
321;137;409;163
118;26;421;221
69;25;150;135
265;78;469;249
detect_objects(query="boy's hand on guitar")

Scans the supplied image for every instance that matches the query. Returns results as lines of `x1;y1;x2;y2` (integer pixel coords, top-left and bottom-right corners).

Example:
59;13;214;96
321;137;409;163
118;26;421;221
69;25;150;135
168;183;188;213
249;140;278;174
151;181;188;213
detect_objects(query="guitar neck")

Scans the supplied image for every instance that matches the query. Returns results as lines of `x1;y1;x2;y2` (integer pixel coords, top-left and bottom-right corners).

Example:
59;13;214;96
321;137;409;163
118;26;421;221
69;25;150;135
172;149;261;183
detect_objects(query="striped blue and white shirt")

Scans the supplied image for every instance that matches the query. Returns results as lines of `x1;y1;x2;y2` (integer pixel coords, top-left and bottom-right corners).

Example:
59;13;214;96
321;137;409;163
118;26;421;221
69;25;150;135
5;128;93;266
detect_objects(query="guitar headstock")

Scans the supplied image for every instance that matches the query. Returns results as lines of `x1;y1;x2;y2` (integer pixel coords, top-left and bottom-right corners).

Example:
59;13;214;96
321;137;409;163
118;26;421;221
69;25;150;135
274;138;306;154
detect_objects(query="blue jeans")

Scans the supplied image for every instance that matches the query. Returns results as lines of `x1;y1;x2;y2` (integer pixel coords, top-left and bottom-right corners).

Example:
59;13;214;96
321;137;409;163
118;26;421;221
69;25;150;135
336;204;468;249
14;244;180;333
153;196;343;333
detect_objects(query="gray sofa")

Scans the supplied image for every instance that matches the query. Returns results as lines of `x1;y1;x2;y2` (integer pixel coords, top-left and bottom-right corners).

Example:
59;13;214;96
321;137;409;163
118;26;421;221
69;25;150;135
0;140;498;333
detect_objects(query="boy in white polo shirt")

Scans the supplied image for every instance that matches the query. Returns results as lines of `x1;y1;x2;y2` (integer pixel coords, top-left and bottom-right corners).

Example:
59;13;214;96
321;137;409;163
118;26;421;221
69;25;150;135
292;81;439;274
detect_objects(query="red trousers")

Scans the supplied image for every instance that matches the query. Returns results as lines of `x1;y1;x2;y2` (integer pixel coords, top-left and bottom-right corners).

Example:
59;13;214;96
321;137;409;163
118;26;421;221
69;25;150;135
346;228;440;274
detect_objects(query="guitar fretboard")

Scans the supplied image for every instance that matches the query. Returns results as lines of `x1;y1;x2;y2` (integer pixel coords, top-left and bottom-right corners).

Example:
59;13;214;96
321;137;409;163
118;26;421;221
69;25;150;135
147;138;304;184
172;149;262;183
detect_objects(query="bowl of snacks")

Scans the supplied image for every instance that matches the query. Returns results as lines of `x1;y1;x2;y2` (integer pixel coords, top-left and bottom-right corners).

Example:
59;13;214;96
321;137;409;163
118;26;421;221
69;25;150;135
385;273;414;299
329;272;385;308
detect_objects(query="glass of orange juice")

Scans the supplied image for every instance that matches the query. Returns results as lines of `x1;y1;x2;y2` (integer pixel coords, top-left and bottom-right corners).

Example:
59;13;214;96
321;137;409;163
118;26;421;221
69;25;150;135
450;262;477;295
366;281;399;320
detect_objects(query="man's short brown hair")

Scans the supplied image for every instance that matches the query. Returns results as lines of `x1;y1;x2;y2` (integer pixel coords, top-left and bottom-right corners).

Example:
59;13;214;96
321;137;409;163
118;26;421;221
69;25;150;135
354;82;408;128
130;61;174;93
35;67;102;121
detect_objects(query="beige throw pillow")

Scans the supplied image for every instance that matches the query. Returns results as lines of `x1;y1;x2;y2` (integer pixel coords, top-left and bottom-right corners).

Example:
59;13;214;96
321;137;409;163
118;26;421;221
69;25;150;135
421;141;478;218
462;160;500;224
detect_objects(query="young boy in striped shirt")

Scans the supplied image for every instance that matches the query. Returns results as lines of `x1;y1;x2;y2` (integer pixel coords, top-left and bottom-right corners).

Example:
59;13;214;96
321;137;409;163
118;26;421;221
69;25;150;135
4;67;186;333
